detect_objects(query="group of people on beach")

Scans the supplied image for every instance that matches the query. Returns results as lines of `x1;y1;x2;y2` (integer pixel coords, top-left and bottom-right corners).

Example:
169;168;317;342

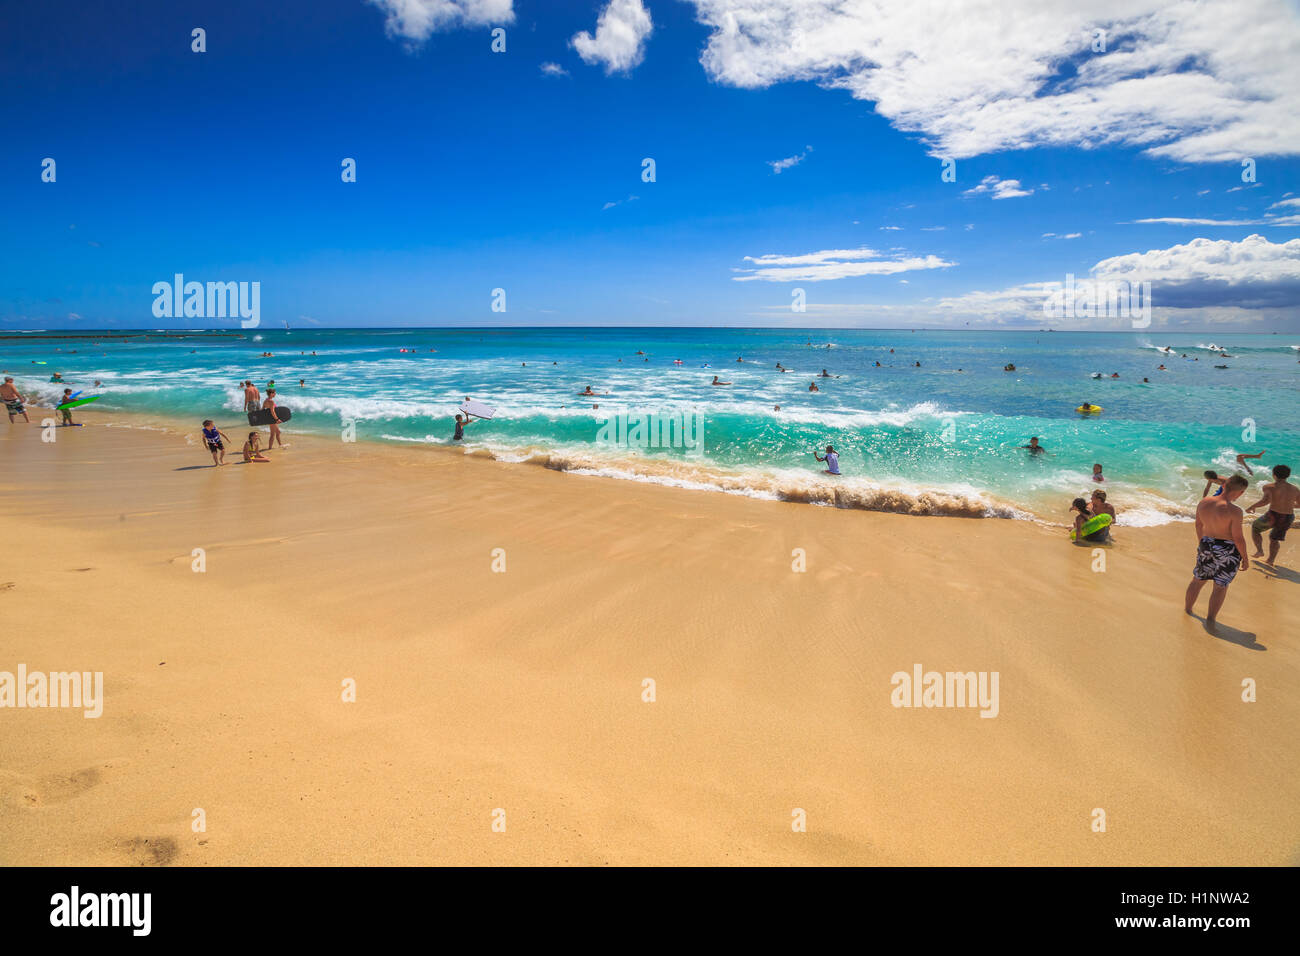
197;379;284;466
1185;462;1296;630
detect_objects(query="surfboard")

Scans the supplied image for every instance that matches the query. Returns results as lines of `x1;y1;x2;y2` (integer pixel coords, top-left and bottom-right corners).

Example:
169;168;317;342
67;390;83;401
458;400;495;419
248;406;292;426
56;396;99;410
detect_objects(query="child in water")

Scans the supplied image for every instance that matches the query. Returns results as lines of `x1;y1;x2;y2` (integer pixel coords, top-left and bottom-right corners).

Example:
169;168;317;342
1070;497;1111;544
1091;463;1105;482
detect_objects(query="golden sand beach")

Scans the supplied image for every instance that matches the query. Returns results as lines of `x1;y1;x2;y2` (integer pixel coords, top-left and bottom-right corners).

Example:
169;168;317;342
1;409;1297;865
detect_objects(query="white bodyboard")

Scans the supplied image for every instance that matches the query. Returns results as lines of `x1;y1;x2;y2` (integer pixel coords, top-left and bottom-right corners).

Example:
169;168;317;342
459;400;496;420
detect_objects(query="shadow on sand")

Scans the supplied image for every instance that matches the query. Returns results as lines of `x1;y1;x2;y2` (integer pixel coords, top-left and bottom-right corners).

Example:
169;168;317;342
1254;562;1299;584
1186;612;1264;650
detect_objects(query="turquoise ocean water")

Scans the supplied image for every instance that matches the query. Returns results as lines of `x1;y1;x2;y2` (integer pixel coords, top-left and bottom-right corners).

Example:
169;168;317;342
6;328;1299;524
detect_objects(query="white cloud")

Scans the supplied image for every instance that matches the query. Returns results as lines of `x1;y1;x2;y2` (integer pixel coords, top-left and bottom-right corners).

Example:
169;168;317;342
1091;234;1300;308
1042;232;1082;239
934;234;1300;322
1269;198;1300;210
733;247;954;281
571;0;653;75
540;62;569;77
685;0;1300;163
1132;213;1300;226
768;145;812;174
367;0;513;45
602;194;639;210
880;225;902;231
964;175;1033;199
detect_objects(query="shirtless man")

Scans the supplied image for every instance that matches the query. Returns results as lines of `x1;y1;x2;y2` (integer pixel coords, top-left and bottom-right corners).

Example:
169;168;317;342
1;377;29;423
1245;464;1297;565
1089;489;1116;522
243;380;261;413
1184;474;1250;631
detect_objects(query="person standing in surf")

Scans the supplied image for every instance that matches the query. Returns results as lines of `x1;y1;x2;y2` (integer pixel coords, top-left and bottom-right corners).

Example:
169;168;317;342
453;413;472;442
262;390;284;449
243;380;261;414
1;377;29;423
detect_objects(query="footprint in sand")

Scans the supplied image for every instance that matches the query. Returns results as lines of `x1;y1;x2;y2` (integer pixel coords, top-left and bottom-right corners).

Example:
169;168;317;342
116;835;179;867
2;761;125;808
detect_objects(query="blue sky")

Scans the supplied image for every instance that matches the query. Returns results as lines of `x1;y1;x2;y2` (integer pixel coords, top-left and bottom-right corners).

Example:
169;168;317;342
3;0;1299;330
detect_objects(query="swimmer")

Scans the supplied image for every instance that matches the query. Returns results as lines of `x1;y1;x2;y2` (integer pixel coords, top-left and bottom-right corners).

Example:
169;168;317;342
1236;449;1266;475
808;382;819;392
1202;470;1227;498
711;375;732;386
1091;463;1105;483
819;369;832;377
1022;436;1045;455
1070;497;1111;544
579;385;605;396
813;445;840;475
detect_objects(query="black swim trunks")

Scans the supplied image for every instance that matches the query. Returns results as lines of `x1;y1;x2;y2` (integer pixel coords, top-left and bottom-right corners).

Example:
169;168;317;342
206;440;224;451
1194;536;1241;587
1253;511;1294;542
